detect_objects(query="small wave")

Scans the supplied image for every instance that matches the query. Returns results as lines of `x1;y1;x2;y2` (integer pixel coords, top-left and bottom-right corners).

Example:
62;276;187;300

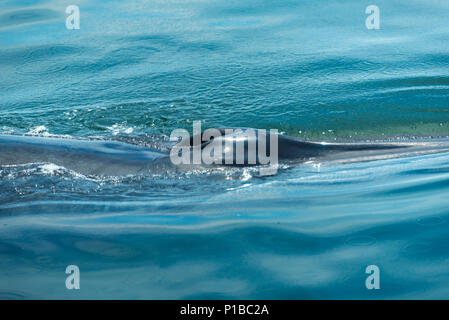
0;162;94;180
105;123;135;136
26;125;73;138
0;8;61;29
15;44;85;76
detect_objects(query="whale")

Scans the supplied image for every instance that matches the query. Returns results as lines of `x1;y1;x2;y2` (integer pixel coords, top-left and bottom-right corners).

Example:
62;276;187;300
1;130;449;176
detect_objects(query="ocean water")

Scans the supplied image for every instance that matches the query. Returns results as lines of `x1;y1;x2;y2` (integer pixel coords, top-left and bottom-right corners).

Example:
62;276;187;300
1;0;449;299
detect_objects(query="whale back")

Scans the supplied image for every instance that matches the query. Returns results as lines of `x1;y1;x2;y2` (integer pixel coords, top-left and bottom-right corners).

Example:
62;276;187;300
0;134;170;176
2;130;448;176
186;128;406;165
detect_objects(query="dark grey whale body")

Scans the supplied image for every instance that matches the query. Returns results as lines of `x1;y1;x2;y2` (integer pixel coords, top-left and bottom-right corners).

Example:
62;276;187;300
0;134;173;176
1;131;449;176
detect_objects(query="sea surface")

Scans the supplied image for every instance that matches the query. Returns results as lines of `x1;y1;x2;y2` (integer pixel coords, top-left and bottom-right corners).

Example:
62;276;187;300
1;0;449;299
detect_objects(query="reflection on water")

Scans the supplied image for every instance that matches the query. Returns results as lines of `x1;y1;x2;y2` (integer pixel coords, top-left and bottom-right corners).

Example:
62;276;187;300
2;152;449;298
0;8;61;28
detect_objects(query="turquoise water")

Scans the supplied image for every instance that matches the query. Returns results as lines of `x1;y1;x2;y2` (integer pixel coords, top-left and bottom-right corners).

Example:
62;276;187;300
1;0;449;299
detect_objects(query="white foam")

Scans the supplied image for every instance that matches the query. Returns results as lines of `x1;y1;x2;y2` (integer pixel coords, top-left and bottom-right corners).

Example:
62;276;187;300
39;163;64;175
28;125;48;135
106;123;134;136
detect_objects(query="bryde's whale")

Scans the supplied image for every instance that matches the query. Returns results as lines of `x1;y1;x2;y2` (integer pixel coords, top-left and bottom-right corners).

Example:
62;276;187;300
1;129;449;176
